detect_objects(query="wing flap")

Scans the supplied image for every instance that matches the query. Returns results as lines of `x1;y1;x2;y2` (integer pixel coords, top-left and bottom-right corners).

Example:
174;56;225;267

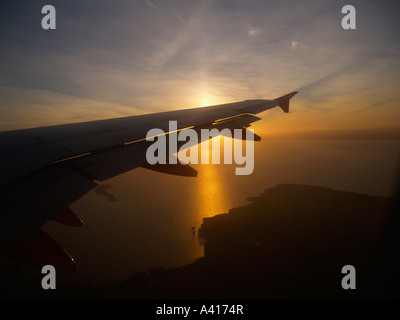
0;166;97;253
70;142;148;181
4;228;76;272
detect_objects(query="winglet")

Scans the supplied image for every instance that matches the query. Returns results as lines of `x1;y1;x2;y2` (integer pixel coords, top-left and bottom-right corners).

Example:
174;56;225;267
274;91;298;113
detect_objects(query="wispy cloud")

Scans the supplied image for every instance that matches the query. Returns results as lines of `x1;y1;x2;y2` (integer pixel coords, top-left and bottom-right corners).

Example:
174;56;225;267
248;27;262;37
0;0;399;132
291;41;306;50
0;85;145;131
142;0;159;10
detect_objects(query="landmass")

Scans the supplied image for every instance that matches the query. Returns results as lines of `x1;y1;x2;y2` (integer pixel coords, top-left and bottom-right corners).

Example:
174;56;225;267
1;184;399;299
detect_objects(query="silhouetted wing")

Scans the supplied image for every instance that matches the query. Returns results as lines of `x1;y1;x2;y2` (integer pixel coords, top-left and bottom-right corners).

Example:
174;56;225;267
0;92;297;268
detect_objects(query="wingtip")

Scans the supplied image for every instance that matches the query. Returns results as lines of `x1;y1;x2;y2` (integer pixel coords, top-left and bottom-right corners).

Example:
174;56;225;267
274;91;299;113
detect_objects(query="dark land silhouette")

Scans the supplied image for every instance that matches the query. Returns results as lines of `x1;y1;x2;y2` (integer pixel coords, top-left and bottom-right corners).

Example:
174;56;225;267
1;184;399;299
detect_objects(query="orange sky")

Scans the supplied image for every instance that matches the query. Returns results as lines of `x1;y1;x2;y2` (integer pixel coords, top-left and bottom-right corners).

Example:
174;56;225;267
0;1;399;138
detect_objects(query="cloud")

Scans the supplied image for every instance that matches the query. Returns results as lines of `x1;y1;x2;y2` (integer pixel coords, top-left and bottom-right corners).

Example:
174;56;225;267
142;0;159;10
0;0;399;133
248;27;262;37
0;85;144;131
291;41;306;50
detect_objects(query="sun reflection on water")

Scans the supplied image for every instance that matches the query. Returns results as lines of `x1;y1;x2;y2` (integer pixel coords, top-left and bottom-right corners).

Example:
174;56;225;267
188;139;232;259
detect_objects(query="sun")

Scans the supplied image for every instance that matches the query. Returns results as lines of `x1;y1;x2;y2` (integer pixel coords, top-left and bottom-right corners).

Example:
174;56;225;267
201;96;212;107
201;94;221;107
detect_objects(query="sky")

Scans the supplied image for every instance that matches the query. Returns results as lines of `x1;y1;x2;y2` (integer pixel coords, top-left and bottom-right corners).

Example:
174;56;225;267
0;0;399;137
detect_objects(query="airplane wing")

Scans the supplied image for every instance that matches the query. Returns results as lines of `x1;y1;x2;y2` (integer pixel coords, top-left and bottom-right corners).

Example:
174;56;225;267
0;91;298;270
